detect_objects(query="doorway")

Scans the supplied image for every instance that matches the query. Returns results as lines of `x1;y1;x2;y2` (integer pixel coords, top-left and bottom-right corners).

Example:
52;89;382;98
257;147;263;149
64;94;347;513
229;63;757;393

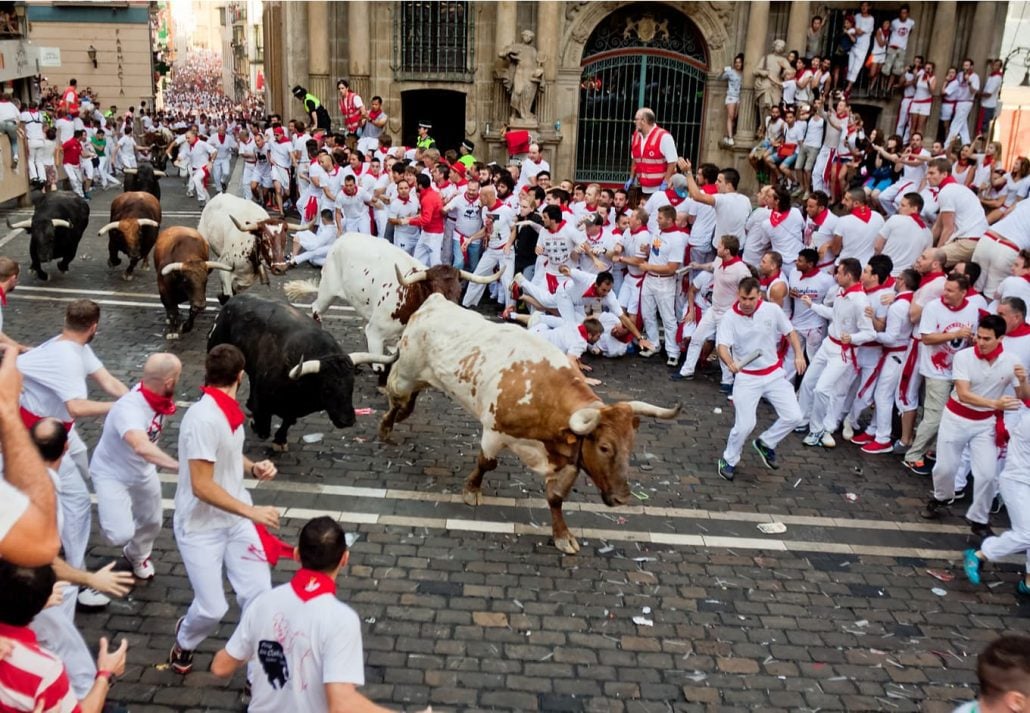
401;89;466;154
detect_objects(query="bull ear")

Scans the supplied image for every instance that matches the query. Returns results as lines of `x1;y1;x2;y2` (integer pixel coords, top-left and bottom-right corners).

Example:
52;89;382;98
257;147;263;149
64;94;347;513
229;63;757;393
568;407;602;435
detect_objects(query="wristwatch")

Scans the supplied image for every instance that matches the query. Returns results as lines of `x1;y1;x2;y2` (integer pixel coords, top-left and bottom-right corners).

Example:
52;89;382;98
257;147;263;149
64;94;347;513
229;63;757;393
95;670;116;687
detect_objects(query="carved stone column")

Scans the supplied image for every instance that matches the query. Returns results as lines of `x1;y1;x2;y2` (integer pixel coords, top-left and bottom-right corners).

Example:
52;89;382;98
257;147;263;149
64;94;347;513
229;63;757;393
786;1;810;57
734;2;769;144
925;1;956;136
281;0;308;117
966;0;997;80
307;1;331;115
495;1;516;60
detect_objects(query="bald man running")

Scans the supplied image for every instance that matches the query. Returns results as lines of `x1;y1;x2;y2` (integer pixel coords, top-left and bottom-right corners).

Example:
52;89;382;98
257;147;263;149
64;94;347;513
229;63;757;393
90;353;182;580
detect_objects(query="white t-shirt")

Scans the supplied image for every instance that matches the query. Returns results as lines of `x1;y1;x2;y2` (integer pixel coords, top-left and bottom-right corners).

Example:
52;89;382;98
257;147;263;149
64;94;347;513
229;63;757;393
711;257;753;317
900;149;930;185
620;227;650;277
878;214;932;275
19;110;45;141
174;393;250;534
483;202;517;251
949;347;1021;413
712;193;752;243
645;228;687;282
0;478;29;544
0;101;19;124
834;210;885;266
90;386;168;482
918;298;981;379
521;158;550;185
889;17;915;49
224;576;365;713
716;299;793;373
788;269;836;331
991;200;1030;249
937;183;989;240
18;337;102;423
998;275;1030;305
55;117;76;145
982;73;1003;109
185;139;215;170
533;321;590;358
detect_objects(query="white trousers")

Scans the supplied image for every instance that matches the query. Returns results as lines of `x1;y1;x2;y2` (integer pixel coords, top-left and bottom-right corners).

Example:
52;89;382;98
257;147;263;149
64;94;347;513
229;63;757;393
945;101;974;145
931;410;999;526
293;245;333;267
895;97;913;142
212;157;231;190
971;237;1019;297
189;166;210;202
96;156;116;187
811;147;832;194
878;180;912;217
843;360;879;428
414;231;443;267
343;212;372;235
723;370;804;466
58;432;91;571
174;517;270;651
618;274;646;315
462;247;512;308
519;274;564;310
798;341;858;434
847;42;870;82
783;324;825;382
981;476;1030;572
31;589;95;698
63;164;84;197
641;279;679;358
858;351;906;441
93;467;163;562
680;309;732;383
27;138;47;182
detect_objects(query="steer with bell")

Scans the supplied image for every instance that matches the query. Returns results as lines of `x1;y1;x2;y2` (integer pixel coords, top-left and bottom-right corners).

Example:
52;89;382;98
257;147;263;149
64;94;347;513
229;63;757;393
208;293;396;450
4;191;90;281
380;293;680;554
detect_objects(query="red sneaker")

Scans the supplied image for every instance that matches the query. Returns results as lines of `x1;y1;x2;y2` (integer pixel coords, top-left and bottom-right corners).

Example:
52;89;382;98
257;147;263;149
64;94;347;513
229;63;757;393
850;431;875;445
860;439;893;454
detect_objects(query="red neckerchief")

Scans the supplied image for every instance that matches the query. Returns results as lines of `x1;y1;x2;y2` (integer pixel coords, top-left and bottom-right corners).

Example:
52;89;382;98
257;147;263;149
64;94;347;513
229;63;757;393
289;568;337;602
799;267;821;278
368;109;382;120
630;225;648;235
548;220;567;235
990;71;1004;77
896;291;914;303
139;384;176;415
974;342;1004;362
983;156;994;167
200;386;244;432
582;285;599;298
489;200;504;211
464;191;478;202
940;296;970;312
1008;323;1030;337
188;137;198;147
812;208;829;226
276;135;291;144
217;132;226;143
0;284;7;306
851;205;872;223
720;256;743;270
938;175;957;189
437;179;451;190
920;271;945;288
968;287;980;298
759;270;781;287
840;283;863;297
910;213;927;229
836;111;849;120
865;280;891;295
577;324;590;341
701;184;718;195
770;209;789;227
344;185;357;196
664;189;685;206
585;202;597;212
732;299;763;317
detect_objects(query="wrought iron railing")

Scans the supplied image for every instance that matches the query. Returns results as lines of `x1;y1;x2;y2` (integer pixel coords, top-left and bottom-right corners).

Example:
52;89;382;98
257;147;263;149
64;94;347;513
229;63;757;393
392;0;475;83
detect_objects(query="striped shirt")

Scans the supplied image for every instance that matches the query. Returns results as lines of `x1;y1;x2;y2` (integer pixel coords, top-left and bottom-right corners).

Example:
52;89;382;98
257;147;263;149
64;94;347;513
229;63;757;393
0;623;79;713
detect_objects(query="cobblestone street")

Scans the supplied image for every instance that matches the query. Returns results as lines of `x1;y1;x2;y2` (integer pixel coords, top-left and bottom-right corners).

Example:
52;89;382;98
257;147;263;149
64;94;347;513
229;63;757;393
0;170;1026;712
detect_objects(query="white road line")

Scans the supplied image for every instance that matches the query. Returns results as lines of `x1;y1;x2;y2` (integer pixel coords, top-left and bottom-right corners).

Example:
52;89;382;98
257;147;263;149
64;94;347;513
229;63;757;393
14;285;355;313
0;230;24;249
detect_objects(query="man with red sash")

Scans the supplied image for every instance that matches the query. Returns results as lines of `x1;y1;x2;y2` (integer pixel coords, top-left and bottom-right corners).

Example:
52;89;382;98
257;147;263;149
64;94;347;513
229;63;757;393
797;258;875;448
614;207;651;325
513;204;579;309
168;345;279;676
715;277;807;481
629;107;677;196
638;206;687;366
854;269;919;454
212;517;431;713
17;300;128;609
921;315;1028;543
785;249;836;382
903;273;981;475
929;157;989;266
803;191;838;273
972;200;1030;297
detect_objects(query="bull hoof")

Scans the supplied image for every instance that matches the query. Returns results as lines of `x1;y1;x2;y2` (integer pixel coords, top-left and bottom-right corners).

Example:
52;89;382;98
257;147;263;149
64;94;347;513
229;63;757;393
57;263;69;273
271;442;288;453
554;532;581;555
34;270;48;281
164;331;180;341
121;271;135;282
140;260;151;271
377;423;394;443
462;487;483;507
107;258;121;267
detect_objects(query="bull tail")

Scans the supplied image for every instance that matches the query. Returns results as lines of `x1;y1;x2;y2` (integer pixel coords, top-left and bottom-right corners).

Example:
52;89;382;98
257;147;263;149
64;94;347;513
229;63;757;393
283;278;320;300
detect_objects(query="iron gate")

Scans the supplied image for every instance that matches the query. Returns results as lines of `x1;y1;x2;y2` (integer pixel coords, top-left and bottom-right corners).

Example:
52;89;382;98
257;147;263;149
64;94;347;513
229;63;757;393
574;4;708;184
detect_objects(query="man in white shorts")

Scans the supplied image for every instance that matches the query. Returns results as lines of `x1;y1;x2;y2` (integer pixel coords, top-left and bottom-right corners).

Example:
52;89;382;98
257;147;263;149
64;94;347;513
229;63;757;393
168;344;279;676
90;353;181;580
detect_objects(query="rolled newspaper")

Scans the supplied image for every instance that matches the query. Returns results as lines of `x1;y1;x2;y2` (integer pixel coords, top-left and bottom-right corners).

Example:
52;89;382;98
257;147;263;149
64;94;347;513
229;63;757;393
738;350;763;369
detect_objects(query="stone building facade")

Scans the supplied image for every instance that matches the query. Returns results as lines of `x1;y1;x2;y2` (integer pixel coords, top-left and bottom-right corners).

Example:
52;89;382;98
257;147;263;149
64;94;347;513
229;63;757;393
263;1;1007;189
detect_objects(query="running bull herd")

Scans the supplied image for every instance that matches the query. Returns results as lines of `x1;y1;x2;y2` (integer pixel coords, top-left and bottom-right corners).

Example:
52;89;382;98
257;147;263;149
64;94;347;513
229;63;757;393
1;165;679;553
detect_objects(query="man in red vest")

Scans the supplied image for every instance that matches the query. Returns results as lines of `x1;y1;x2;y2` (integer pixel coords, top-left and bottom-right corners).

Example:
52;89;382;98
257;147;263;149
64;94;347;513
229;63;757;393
336;78;365;148
628;107;677;197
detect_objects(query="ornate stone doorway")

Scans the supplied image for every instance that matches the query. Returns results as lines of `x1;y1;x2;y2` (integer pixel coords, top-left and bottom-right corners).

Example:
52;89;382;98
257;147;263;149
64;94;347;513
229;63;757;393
574;3;709;184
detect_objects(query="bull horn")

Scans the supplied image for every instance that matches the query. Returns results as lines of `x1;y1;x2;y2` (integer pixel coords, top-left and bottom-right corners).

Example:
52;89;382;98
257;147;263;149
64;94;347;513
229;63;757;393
568;407;602;436
284;220;313;232
51;219;71;229
626;401;681;419
6;218;30;230
136;218;160;228
288;359;321;379
152;170;166;177
204;261;234;272
97;221;121;236
122;168;138;174
229;214;256;232
395;264;428;286
459;268;503;285
160;262;184;275
348;351;399;366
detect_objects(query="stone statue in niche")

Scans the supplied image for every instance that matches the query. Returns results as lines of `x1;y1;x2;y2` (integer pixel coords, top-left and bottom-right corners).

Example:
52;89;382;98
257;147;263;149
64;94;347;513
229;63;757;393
753;38;792;110
499;29;545;123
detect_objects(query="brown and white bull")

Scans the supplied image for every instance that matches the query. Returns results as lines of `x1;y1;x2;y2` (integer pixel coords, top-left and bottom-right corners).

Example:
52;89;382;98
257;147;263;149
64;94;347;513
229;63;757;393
283;233;499;357
97;192;161;280
379;293;680;554
197;193;305;304
153;226;232;339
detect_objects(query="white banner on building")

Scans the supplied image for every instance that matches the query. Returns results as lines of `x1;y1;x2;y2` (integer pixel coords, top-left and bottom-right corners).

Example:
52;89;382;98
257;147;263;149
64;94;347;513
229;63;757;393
38;46;61;68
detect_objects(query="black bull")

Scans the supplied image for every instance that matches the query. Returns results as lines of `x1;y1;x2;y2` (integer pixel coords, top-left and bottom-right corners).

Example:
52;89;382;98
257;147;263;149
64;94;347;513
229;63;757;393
5;191;90;281
207;294;396;449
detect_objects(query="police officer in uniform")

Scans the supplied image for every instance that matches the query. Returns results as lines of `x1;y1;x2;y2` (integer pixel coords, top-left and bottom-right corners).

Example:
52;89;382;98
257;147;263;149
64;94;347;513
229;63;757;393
292;85;331;132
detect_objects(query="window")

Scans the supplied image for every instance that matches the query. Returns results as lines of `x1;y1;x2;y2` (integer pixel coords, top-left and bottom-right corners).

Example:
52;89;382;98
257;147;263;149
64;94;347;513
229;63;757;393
393;1;474;82
218;7;226;26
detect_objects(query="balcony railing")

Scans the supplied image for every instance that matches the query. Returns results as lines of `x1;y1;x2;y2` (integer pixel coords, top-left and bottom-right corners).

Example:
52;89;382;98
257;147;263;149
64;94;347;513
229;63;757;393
392;1;474;83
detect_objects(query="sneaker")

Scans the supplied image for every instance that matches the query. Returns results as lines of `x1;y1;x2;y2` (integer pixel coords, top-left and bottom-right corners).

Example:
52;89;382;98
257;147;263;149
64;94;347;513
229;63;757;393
968;520;995;542
718;383;732;397
669;372;689;381
951;485;969;503
1018;580;1030;597
752;438;779;470
850;431;875;446
920;497;947;520
725;137;735;147
963;548;982;586
512;273;525;287
168;617;194;674
802;431;823;447
991;495;1005;515
820;432;836;448
639;348;657;358
841;421;855;441
77;588;110;609
892;440;911;455
124;549;155;580
717;458;735;481
666;355;679;367
904;459;932;476
860;439;893;454
793;423;809;434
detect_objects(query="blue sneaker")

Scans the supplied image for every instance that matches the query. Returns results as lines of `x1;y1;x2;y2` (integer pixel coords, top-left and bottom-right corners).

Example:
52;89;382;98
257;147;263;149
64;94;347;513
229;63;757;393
1018;580;1030;597
752;439;779;470
719;383;732;396
963;549;982;586
717;458;735;481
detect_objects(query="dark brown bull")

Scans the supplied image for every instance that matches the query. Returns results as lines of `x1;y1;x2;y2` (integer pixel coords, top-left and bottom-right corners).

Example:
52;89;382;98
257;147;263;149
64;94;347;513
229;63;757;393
153;227;233;339
98;192;161;280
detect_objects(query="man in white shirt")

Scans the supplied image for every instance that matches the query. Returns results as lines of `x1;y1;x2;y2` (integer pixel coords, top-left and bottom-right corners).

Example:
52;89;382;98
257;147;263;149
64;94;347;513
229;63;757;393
831;188;885;267
168;344;279;676
212;516;429;713
876;132;931;216
460;185;515;309
785;249;835;381
208;124;236;194
387;178;421;255
629;107;677;195
929;157;989;265
520;143;550;188
972;200;1030;296
946;58;981;146
19;101;48;186
995;250;1030;307
638;206;687;366
90;353;181;580
979;59;1004;135
715;277;807;481
680;159;751;248
181;130;216;206
874;192;932;275
884;5;916;93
